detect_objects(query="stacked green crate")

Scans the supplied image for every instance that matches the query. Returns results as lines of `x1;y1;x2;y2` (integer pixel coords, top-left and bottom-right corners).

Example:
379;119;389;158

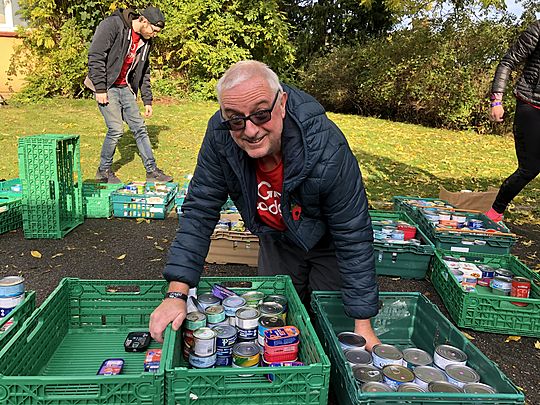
0;194;22;234
163;276;330;405
82;181;124;218
311;291;524;405
431;250;540;336
0;178;22;193
370;210;434;279
17;134;84;239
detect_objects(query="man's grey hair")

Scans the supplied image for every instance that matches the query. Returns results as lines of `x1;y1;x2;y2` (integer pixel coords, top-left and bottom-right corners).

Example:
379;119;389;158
216;60;283;104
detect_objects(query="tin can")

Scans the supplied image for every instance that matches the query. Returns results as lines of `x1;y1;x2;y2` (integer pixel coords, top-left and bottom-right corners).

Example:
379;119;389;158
345;349;373;367
258;315;284;346
463;382;497;394
382;365;415;390
185;311;207;331
257;302;284;320
205;305;226;324
264;326;299;347
391;230;405;241
477;264;495;278
477;277;492;287
189;350;217;369
0;293;25;318
338;332;366;351
381;226;395;235
413;366;448;389
0;318;14;334
193;327;217;357
241;291;265;307
235;307;260;330
438;211;452;221
197;293;221;311
468;219;483;229
428;381;464;393
212;324;237;349
495;268;513;278
402;348;432;368
353;365;383;383
490;276;512;295
263;294;288;320
222;295;247;317
433;345;467;369
0;276;25;297
361;382;394;392
232;341;260;368
236;327;258;341
445;364;480;388
371;344;403;368
397;383;426;392
511;277;531;306
450;269;464;283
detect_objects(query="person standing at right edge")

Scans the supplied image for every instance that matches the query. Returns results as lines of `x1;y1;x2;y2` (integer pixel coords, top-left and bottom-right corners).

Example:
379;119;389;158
487;20;540;222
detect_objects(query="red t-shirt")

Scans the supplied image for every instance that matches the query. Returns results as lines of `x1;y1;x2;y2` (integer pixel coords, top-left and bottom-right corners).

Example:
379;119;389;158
256;159;286;231
114;30;141;86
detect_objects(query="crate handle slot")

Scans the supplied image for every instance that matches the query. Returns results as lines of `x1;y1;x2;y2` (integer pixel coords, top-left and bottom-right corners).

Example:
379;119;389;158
26;318;45;343
105;285;141;294
49;180;55;200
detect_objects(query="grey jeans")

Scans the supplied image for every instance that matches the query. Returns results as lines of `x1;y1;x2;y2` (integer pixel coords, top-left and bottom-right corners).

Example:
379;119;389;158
258;232;342;304
97;86;156;172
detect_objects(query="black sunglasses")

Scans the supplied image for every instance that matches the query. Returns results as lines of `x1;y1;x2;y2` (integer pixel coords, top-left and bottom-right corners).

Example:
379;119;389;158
221;91;281;131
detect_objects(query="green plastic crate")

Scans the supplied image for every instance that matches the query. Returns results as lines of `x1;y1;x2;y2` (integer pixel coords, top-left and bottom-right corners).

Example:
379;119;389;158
311;291;524;405
393;196;455;223
0;178;22;193
370;210;434;279
17;134;84;239
163;276;331;405
82;181;124;218
0;291;36;348
0;279;165;405
431;250;540;337
112;182;177;219
0;194;22;234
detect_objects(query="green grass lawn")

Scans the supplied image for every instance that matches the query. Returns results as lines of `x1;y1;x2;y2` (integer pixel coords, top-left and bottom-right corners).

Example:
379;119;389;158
0;98;538;223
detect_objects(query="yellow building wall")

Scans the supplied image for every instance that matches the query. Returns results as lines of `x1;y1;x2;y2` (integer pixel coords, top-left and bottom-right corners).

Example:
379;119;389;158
0;34;25;95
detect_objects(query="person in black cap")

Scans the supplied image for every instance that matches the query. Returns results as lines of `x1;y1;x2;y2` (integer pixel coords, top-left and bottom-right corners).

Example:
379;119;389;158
85;6;173;183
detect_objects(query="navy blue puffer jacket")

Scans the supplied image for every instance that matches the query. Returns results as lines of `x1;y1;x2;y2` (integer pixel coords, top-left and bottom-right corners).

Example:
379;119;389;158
164;84;378;320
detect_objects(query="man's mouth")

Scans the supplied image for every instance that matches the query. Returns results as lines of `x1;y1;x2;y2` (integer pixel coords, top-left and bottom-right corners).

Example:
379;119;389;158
244;135;265;144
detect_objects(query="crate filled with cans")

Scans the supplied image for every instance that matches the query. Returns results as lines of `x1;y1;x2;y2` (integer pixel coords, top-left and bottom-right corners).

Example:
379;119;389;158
370;210;435;279
111;181;178;219
311;291;524;405
183;283;303;371
162;276;329;405
431;250;540;337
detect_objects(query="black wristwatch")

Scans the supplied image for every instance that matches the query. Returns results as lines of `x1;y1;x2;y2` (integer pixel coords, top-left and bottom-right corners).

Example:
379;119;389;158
164;292;188;301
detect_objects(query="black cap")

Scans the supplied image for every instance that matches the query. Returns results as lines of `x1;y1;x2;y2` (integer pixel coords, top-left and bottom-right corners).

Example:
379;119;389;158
141;6;165;29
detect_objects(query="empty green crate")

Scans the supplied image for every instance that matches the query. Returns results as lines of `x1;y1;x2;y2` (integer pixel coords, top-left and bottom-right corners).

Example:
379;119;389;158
0;178;22;193
17;134;84;239
370;210;434;279
0;194;23;234
0;291;36;348
311;291;524;405
431;250;540;337
163;276;331;405
82;181;124;218
0;278;165;405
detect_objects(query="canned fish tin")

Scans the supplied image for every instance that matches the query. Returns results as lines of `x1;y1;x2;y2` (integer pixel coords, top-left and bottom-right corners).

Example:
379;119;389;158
477;264;495;278
212;324;237;349
222;295;247;317
338;332;366;351
241;291;265;307
258;315;285;346
445;364;480;387
511;277;531;306
463;382;497;394
428;381;464;393
433;345;467;369
391;230;405;241
450;269;464;283
402;348;432;368
232;341;260;368
185;311;207;331
495;268;513;278
0;276;25;297
490;276;512;295
257;302;284;319
361;382;394;393
235;307;260;330
264;326;299;347
468;219;483;229
0;293;25;318
236;327;258;341
382;365;415;390
413;366;448;390
189;351;217;369
197;293;221;310
397;383;427;392
371;344;403;368
193;327;217;356
353;364;383;383
205;305;226;324
345;349;373;367
263;294;288;315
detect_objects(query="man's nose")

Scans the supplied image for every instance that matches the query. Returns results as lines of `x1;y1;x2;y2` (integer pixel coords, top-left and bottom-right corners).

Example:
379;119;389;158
243;118;259;136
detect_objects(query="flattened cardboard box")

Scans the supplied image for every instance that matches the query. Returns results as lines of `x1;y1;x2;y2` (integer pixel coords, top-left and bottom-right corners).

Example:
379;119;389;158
206;230;259;267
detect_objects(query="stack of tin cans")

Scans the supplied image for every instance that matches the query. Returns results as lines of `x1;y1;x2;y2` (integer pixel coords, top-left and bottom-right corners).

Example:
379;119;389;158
339;333;496;394
183;286;303;372
372;219;420;245
0;276;25;320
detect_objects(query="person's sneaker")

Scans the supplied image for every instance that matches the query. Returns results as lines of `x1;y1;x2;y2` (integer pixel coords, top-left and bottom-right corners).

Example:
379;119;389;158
485;207;504;223
146;168;173;183
95;168;122;184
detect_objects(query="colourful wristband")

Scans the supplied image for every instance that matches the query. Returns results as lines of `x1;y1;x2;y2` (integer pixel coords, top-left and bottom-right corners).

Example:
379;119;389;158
491;101;502;107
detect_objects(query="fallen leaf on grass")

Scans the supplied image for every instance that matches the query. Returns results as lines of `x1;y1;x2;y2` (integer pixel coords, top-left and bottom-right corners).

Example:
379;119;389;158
505;336;521;343
51;253;64;259
136;218;150;224
117;254;126;260
30;250;42;258
146;235;154;239
461;332;475;340
154;245;164;251
535;341;540;349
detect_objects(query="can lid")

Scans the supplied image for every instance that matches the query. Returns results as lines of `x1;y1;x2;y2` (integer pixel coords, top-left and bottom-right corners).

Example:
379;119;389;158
372;344;403;360
413;366;447;383
463;383;497;394
345;349;372;365
361;382;393;393
263;294;288;307
211;324;237;339
205;305;224;315
186;311;206;323
512;277;530;284
428;381;463;393
435;345;467;362
352;365;383;383
236;307;260;320
233;341;260;357
338;332;366;348
382;365;415;382
445;364;480;383
193;327;216;340
222;296;246;308
241;291;265;300
397;383;426;393
259;315;285;328
257;302;284;316
403;348;433;366
0;276;24;287
198;293;221;304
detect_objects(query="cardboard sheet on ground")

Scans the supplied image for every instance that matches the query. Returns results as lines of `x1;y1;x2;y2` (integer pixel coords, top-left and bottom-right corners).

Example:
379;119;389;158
439;186;498;213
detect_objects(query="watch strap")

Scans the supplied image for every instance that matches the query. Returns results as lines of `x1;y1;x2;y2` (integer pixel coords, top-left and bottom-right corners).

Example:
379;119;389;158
164;292;188;301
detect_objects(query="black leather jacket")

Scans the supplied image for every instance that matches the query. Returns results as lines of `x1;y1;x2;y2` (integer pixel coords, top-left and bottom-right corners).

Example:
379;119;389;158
491;20;540;106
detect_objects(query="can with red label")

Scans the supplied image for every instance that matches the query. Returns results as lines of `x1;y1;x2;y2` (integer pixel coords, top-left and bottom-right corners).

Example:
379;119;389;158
511;277;531;306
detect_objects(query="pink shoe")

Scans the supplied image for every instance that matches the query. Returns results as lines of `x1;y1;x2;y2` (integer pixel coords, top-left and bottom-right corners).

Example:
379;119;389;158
485;207;503;222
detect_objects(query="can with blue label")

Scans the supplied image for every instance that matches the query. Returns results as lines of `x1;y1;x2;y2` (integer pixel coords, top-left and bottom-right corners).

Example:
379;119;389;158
372;344;403;368
258;315;284;346
189;350;217;369
402;348;432;369
0;293;25;318
382;365;415;390
222;295;246;317
0;276;25;298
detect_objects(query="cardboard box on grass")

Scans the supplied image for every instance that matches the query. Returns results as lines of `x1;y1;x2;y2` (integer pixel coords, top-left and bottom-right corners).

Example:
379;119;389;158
439;186;498;213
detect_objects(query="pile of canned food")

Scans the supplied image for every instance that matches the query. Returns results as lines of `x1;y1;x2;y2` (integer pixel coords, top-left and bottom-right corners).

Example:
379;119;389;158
444;256;531;302
372;218;420;245
339;332;497;394
0;276;25;334
116;181;174;197
183;284;303;372
421;208;499;232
